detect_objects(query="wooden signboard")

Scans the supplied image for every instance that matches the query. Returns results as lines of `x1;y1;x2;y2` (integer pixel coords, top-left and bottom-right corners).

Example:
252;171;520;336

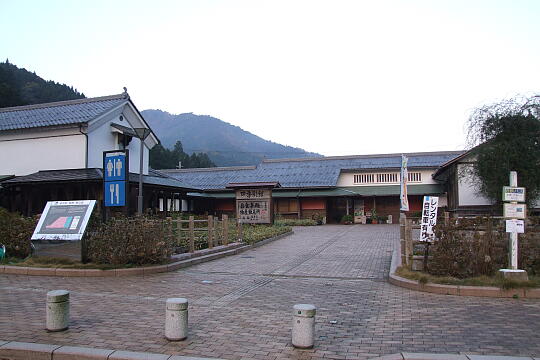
236;189;272;224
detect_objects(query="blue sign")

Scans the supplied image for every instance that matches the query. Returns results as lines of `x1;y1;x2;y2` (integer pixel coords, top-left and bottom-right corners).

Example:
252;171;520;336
104;154;126;181
104;181;126;207
104;150;128;207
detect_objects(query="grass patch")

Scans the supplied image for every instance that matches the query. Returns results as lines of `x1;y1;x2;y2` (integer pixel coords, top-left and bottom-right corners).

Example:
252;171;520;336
395;266;540;289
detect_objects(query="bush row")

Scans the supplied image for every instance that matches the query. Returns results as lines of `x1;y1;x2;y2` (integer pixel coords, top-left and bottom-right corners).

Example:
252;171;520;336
0;208;36;258
429;217;540;278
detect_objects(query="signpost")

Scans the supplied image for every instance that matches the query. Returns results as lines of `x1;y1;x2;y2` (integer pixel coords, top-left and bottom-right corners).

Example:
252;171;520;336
500;171;528;280
103;150;128;208
236;189;272;224
31;200;96;241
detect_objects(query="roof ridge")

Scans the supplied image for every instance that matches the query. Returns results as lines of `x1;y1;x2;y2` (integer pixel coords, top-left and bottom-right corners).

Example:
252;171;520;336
162;165;257;173
0;93;128;113
262;150;466;163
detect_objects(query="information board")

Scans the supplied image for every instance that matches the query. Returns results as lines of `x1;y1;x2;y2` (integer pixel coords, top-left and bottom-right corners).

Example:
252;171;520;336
502;186;526;202
235;189;272;224
503;203;527;219
32;200;96;241
419;196;438;242
506;219;525;234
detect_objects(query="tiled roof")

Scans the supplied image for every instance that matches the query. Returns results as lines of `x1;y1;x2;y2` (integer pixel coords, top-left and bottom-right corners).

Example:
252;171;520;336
3;168;198;190
163;151;465;190
0;94;128;131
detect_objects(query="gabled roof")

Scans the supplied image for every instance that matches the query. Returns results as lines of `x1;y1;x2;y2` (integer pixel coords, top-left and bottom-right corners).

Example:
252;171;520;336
2;168;198;191
163;151;464;190
0;94;128;131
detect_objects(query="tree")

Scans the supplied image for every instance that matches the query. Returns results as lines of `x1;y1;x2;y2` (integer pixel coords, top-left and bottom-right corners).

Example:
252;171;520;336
149;140;215;169
466;95;540;208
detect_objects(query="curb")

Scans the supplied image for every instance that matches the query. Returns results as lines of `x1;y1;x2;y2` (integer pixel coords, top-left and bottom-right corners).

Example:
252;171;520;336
369;352;539;360
0;231;294;278
0;340;224;360
389;243;540;299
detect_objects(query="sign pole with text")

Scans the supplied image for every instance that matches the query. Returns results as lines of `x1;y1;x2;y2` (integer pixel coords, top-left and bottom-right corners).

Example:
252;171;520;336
500;171;528;281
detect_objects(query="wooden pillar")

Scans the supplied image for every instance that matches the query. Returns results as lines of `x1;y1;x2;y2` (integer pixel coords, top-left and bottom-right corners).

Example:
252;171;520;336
207;215;214;249
188;216;195;252
222;214;229;245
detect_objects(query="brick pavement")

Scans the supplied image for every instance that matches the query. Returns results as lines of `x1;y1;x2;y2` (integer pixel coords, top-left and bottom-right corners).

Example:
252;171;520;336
1;225;539;360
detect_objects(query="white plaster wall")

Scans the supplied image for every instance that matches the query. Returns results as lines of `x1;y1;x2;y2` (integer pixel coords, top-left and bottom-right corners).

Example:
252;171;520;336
0;129;85;175
457;163;493;206
87;114;149;175
337;169;438;187
126;136;149;175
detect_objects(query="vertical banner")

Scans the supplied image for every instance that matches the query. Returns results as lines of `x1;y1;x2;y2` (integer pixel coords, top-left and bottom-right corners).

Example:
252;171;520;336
400;154;409;211
420;196;439;242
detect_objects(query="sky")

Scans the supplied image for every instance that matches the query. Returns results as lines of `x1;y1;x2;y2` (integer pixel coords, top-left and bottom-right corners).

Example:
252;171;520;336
1;0;539;156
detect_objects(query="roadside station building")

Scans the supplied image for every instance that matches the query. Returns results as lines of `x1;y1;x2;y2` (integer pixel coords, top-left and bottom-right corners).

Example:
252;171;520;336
162;151;464;223
0;93;195;215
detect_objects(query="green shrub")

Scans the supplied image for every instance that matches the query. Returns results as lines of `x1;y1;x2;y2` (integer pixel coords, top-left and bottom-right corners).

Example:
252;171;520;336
274;218;317;226
242;224;292;245
340;215;353;224
86;216;175;265
0;208;36;258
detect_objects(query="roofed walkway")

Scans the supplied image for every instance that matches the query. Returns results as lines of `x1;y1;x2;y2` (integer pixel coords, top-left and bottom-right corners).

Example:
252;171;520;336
1;225;539;359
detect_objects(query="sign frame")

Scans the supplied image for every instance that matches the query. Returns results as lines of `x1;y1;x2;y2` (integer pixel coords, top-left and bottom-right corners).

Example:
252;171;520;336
502;186;526;203
103;150;129;208
503;203;527;219
31;200;96;241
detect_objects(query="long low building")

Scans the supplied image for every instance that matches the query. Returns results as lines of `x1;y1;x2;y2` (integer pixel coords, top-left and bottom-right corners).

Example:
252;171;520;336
162;151;464;223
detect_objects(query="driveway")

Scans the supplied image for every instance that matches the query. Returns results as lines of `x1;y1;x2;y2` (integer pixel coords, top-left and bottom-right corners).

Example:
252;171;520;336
1;225;539;360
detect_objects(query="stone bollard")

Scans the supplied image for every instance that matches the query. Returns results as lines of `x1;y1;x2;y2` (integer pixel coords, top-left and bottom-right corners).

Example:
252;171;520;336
292;304;316;349
165;298;188;341
46;290;70;332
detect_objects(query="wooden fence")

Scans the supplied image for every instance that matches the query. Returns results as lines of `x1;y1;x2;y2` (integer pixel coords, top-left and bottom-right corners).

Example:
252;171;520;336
169;215;244;253
399;212;450;266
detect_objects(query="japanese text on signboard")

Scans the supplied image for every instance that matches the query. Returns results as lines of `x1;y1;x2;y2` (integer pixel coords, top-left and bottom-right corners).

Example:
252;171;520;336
420;196;438;242
237;200;270;223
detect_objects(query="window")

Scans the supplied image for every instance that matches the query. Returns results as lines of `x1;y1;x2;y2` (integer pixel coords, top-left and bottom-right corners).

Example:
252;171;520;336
407;172;422;182
353;171;423;184
276;199;299;213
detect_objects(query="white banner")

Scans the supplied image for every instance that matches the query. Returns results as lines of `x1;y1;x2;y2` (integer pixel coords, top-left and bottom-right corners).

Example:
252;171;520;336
420;196;438;242
400;155;409;211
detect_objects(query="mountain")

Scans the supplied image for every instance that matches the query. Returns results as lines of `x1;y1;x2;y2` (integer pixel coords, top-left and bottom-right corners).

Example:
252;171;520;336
0;60;85;108
141;109;320;167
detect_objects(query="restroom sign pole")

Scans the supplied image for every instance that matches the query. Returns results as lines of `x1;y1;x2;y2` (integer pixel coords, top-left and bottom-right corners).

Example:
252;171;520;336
103;150;129;208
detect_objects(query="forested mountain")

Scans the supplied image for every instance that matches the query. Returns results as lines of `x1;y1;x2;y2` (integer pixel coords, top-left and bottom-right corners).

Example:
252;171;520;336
0;61;319;168
150;141;215;169
0;60;85;108
142;110;319;166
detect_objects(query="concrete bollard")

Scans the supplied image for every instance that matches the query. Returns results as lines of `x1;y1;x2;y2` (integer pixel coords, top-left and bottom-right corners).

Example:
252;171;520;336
292;304;316;349
165;298;188;341
46;290;70;332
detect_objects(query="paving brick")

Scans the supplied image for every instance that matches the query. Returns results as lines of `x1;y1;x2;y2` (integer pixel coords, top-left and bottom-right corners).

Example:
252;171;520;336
4;265;28;275
0;225;539;360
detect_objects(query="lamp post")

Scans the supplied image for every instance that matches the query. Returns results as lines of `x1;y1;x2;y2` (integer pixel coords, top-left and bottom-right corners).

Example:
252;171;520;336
133;128;151;215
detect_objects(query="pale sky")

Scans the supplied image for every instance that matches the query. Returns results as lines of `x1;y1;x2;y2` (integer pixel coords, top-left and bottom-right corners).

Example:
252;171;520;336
1;0;539;156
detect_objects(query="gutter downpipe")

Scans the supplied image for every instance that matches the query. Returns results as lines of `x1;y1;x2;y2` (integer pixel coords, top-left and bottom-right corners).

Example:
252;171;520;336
79;124;88;168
